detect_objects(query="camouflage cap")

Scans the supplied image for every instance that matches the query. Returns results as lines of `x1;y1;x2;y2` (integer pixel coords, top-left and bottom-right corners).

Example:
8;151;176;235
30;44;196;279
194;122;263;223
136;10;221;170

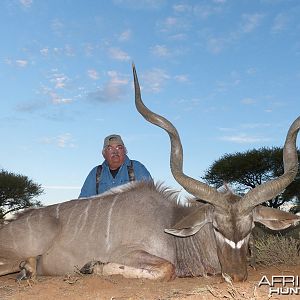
103;134;124;150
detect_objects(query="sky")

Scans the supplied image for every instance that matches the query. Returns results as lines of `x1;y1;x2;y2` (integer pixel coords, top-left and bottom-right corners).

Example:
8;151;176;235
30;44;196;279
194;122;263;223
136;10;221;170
1;0;300;206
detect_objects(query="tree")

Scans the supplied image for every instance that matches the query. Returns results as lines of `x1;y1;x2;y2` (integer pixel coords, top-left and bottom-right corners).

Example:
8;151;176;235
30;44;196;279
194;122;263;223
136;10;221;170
0;169;43;219
202;147;300;209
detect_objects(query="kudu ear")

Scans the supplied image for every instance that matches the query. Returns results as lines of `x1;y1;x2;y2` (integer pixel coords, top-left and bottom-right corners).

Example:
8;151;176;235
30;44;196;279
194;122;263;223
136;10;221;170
253;205;300;230
164;205;212;237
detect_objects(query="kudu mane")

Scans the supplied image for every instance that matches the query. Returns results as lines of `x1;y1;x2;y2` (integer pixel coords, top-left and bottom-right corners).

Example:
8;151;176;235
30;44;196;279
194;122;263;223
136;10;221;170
6;181;184;223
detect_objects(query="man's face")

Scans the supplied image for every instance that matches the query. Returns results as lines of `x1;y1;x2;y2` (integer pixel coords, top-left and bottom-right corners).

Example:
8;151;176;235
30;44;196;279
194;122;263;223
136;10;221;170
103;143;126;170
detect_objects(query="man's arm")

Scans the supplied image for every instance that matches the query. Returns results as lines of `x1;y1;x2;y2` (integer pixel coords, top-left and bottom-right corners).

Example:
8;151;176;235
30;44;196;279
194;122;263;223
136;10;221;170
78;167;97;198
133;161;153;182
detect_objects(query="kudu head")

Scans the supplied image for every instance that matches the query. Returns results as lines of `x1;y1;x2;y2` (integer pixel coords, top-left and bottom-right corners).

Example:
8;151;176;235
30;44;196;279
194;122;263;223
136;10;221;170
132;64;300;282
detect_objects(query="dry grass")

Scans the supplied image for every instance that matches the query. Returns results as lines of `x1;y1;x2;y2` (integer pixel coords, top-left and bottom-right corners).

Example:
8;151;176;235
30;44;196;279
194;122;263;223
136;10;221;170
254;233;300;266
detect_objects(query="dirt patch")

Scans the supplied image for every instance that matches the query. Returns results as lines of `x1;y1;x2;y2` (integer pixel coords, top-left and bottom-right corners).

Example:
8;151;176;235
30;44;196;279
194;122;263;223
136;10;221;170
0;265;299;300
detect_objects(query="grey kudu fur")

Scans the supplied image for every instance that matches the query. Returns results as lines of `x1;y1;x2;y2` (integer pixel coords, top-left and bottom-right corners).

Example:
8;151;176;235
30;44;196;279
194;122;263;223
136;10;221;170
0;65;299;283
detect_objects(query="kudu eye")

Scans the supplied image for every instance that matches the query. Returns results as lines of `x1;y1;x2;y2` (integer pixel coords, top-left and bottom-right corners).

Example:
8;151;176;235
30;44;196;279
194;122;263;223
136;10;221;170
213;226;220;233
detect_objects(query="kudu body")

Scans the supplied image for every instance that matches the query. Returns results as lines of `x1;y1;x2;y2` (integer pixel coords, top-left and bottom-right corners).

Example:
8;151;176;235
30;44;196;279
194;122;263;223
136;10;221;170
0;65;299;282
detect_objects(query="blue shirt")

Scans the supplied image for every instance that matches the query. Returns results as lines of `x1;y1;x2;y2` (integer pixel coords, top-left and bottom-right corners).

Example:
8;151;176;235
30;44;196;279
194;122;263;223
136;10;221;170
79;155;152;198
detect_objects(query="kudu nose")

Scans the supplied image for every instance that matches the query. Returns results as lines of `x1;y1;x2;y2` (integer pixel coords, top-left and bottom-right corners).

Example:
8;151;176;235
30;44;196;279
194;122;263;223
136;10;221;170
232;272;248;282
223;271;248;283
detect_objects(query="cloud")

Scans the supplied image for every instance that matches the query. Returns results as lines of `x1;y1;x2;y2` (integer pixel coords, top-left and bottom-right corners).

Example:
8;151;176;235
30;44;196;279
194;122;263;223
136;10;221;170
241;123;271;129
19;68;85;110
49;72;69;89
89;84;126;103
40;48;49;56
88;71;129;103
45;69;71;90
202;12;264;54
16;59;28;67
108;47;130;61
64;44;75;56
51;19;64;36
151;43;188;58
216;72;241;92
16;70;74;112
173;4;192;13
16;91;72;113
107;70;128;85
118;29;132;41
174;74;189;83
164;17;178;27
87;69;100;80
218;127;236;132
219;134;270;144
50;92;72;104
39;45;76;58
193;3;224;19
151;45;170;57
173;1;226;18
19;0;33;8
16;100;47;112
178;98;201;112
41;133;76;148
241;13;264;33
264;108;273;113
271;13;289;33
168;33;188;41
84;43;95;56
241;97;256;105
40;75;74;105
113;0;166;10
158;16;190;34
3;58;12;65
143;68;170;92
206;37;227;54
246;67;257;75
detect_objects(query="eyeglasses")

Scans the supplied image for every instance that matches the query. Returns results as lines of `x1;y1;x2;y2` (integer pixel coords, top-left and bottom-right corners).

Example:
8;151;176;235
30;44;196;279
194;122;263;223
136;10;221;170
105;145;125;152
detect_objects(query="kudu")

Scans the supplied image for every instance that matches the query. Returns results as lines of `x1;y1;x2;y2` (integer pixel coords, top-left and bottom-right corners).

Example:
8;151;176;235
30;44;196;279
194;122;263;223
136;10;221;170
0;65;299;283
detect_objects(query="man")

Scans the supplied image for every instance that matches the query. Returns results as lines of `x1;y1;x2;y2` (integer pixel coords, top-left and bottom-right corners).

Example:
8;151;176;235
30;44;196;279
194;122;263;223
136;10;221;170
79;134;152;198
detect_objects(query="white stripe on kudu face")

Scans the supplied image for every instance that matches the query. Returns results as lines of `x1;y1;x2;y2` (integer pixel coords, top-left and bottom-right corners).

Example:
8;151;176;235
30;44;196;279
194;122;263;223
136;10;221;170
214;229;246;249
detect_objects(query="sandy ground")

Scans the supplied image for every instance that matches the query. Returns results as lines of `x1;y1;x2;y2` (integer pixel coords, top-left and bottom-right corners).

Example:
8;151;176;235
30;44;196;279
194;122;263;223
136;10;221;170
0;264;299;300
